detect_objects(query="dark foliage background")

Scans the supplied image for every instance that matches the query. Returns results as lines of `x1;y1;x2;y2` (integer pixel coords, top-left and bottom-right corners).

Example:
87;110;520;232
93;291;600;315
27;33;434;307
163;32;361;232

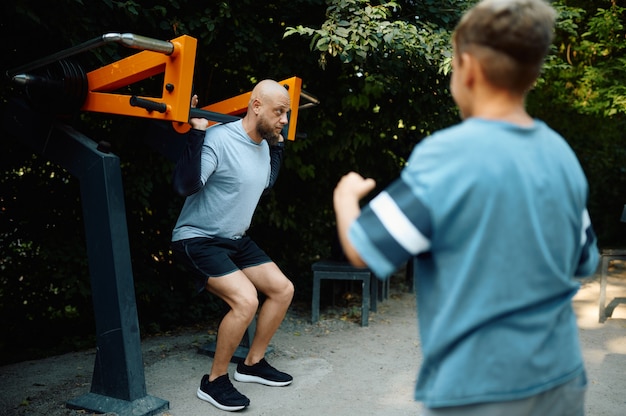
1;0;624;365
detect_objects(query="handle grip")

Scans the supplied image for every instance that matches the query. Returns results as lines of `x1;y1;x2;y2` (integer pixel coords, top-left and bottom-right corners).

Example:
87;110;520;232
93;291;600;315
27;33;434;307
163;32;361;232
129;96;167;113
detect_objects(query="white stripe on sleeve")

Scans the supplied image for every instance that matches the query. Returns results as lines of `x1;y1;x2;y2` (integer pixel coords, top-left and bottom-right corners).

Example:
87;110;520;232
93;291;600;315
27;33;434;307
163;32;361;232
580;209;591;246
370;191;431;255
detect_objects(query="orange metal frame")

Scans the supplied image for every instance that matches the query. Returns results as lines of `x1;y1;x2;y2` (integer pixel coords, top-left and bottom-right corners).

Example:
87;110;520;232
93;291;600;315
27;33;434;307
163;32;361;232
82;35;196;124
81;34;303;141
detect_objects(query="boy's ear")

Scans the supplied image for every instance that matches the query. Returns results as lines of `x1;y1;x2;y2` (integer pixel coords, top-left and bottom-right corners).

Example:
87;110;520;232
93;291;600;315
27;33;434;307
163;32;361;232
460;52;478;88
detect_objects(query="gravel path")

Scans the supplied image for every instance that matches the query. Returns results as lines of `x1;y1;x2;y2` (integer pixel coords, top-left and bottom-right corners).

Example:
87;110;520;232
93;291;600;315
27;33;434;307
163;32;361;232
1;270;625;416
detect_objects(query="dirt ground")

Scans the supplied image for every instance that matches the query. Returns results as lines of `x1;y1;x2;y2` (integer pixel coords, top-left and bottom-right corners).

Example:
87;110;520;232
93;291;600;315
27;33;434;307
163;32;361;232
1;266;625;416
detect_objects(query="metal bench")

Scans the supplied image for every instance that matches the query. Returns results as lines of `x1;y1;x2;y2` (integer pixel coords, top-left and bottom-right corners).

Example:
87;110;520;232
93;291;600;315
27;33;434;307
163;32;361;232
597;205;626;323
598;248;626;323
311;260;386;327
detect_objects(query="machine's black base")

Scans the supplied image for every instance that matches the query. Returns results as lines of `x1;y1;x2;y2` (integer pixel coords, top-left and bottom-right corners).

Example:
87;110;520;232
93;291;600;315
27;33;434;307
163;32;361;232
66;393;168;416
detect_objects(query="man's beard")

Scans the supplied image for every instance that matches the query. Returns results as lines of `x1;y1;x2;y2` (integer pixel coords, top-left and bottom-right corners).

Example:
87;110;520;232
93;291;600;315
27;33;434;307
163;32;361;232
256;117;281;145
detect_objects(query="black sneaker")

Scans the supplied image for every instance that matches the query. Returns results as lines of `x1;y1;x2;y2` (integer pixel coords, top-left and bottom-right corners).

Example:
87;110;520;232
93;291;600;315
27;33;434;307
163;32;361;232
196;374;250;412
234;358;293;387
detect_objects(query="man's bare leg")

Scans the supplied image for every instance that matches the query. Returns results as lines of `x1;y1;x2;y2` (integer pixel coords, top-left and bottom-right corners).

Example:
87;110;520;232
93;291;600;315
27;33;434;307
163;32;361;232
241;262;294;365
205;271;259;381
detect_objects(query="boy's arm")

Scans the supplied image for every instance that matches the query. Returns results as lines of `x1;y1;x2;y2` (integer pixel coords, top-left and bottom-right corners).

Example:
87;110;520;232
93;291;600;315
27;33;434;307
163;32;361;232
333;172;376;267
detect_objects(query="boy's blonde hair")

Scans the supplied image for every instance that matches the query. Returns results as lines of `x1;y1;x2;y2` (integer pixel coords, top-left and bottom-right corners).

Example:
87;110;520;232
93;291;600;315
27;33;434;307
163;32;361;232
452;0;557;93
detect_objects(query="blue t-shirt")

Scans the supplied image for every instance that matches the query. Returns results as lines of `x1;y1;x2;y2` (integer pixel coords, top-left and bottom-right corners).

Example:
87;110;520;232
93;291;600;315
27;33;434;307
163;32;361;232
349;118;599;407
172;120;270;240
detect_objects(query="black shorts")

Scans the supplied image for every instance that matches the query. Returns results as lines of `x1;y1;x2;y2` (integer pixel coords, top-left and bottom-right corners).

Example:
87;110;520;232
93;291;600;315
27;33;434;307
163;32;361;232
171;236;271;293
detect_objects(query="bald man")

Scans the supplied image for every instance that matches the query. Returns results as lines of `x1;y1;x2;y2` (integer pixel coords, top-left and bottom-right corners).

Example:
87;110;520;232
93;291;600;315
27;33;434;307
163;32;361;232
171;80;295;412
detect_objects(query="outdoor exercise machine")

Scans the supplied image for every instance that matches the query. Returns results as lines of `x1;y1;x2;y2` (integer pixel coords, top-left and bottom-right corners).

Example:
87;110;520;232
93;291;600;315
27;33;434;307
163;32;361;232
3;32;318;416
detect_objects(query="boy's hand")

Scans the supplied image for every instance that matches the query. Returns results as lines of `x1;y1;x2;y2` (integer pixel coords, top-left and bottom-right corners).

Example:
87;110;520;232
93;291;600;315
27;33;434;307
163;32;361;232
334;172;376;202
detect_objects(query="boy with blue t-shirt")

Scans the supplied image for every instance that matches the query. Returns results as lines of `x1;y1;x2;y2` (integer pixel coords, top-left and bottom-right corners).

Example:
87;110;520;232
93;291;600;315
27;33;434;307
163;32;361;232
333;1;599;415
